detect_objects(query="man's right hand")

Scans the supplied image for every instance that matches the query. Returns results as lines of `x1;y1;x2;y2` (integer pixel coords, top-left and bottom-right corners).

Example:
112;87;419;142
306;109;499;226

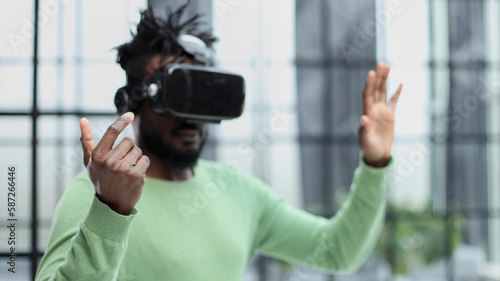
80;112;150;215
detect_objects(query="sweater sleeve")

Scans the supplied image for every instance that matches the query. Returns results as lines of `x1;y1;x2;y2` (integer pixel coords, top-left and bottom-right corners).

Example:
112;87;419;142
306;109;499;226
254;155;391;273
35;171;137;281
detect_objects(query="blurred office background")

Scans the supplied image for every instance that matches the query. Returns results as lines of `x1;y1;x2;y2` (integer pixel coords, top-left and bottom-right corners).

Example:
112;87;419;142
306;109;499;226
0;0;499;280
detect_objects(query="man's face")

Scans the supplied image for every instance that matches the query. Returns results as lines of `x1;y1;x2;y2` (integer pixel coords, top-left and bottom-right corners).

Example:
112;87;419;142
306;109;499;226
132;54;208;169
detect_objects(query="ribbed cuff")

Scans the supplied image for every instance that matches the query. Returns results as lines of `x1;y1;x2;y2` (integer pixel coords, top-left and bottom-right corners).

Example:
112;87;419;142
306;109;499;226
351;152;393;198
358;152;394;175
82;195;137;242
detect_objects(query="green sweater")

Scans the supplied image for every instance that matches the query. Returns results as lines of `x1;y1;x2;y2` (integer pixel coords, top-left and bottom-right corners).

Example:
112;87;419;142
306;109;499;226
36;157;390;281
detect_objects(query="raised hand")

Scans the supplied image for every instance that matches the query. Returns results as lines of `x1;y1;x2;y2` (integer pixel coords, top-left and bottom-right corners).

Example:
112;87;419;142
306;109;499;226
80;112;150;215
359;62;403;167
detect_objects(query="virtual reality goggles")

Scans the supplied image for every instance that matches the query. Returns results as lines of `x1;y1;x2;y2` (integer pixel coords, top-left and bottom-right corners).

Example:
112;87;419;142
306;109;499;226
114;35;246;124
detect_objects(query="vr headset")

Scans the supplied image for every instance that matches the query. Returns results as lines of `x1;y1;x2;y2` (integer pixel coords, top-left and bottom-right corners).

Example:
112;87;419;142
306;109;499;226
114;35;246;124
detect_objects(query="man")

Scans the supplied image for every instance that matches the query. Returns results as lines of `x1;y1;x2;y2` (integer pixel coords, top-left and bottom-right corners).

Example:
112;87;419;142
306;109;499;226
36;3;402;281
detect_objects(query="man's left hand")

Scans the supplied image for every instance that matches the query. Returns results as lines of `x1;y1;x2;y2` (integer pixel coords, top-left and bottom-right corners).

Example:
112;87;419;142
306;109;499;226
359;62;403;167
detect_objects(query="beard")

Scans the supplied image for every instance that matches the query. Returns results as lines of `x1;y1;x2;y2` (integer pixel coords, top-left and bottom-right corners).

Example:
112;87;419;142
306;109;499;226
138;124;206;170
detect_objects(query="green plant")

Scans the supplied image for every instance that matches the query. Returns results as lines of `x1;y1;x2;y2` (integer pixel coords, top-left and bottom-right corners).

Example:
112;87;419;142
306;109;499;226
376;202;465;275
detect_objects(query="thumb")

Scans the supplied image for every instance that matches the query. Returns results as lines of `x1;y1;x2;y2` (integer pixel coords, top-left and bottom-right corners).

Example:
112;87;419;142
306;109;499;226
360;115;370;129
80;117;95;167
359;115;371;140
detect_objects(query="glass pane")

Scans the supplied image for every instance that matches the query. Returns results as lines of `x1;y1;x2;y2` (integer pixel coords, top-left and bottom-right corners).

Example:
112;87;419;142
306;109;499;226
485;0;500;63
0;117;31;142
81;64;124;112
386;0;429;64
0;0;33;58
487;143;500;211
37;145;74;224
37;64;79;111
268;105;297;139
431;142;447;214
448;143;488;211
38;115;81;141
0;65;33;111
269;143;302;207
0;257;31;280
390;141;432;210
38;143;84;252
267;65;297;107
38;0;61;59
213;0;257;63
488;218;500;263
38;64;58;110
391;64;430;137
61;0;78;58
81;0;128;60
430;0;450;62
262;0;295;62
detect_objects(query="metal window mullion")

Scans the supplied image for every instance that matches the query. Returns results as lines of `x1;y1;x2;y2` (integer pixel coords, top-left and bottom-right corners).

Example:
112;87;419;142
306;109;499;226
55;0;66;210
31;0;40;278
484;0;500;263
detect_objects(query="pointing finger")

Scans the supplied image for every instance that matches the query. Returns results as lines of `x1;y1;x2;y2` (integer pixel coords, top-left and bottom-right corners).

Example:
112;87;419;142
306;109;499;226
80;117;95;167
94;112;135;154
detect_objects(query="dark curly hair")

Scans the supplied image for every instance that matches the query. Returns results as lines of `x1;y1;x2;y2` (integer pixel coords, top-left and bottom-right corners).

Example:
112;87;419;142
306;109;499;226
115;1;218;77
